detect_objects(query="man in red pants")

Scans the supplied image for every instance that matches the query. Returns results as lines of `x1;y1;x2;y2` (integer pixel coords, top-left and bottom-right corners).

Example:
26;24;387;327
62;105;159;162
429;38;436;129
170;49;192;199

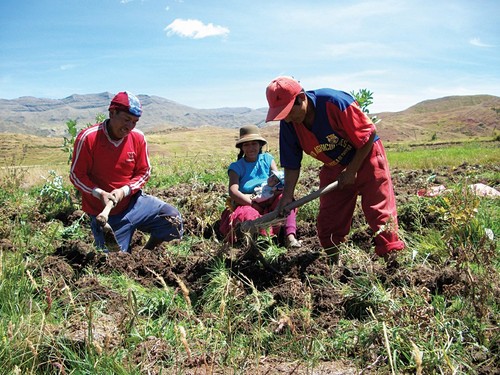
265;76;404;266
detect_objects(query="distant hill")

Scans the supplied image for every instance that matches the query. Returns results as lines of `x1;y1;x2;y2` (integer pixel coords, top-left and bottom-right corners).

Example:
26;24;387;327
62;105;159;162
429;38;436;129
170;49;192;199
0;93;268;137
0;93;498;142
375;95;500;142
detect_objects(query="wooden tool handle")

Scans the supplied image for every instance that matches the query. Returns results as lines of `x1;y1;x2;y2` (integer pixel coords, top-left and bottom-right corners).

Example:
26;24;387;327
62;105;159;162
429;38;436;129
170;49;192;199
96;200;115;227
284;180;339;211
240;180;339;232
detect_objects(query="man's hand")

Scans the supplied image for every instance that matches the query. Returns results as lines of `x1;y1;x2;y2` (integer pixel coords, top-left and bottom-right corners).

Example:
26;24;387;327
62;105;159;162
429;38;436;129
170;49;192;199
100;191;117;207
280;167;300;216
277;195;294;217
337;131;376;189
337;170;356;189
110;188;125;204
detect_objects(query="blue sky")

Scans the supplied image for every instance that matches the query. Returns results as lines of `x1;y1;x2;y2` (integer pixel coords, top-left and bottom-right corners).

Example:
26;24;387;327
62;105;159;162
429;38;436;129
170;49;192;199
1;0;499;113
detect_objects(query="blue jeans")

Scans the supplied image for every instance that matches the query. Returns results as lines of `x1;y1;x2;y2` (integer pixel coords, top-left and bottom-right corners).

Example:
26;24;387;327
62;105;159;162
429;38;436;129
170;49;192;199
90;191;183;252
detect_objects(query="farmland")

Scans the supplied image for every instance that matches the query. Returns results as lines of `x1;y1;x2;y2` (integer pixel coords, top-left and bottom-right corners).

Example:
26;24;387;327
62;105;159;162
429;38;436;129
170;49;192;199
0;130;499;374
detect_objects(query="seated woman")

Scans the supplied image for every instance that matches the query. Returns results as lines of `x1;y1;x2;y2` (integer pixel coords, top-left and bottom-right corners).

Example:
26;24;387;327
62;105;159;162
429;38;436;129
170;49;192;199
219;125;300;248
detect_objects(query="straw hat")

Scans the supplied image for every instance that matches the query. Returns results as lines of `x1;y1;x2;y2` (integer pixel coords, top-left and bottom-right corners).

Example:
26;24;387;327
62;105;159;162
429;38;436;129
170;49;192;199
235;125;267;147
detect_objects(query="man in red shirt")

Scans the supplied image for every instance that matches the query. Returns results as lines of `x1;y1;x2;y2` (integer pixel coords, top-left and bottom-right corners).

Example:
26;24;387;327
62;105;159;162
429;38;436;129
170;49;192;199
265;77;404;266
70;91;183;252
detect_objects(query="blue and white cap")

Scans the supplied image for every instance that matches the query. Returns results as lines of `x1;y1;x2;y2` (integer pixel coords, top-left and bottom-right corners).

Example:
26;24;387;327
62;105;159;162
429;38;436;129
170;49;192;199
109;91;142;117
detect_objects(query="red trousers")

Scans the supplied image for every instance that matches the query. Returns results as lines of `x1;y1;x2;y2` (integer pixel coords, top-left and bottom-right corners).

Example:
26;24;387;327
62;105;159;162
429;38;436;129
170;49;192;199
219;194;297;244
317;141;404;256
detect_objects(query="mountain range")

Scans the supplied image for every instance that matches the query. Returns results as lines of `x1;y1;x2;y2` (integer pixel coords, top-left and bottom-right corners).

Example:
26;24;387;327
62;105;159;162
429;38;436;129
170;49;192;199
0;93;498;142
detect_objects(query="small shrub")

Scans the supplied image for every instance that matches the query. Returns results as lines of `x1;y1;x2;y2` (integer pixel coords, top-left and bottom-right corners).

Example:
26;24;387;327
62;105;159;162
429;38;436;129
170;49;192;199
351;88;380;124
38;170;73;218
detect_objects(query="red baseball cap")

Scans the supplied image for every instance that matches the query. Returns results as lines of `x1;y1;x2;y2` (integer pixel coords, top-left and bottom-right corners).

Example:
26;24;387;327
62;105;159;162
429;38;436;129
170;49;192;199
108;91;142;117
265;76;302;122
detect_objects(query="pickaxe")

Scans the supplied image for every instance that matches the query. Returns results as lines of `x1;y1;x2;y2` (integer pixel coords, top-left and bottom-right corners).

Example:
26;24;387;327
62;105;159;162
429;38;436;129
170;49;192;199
240;180;339;233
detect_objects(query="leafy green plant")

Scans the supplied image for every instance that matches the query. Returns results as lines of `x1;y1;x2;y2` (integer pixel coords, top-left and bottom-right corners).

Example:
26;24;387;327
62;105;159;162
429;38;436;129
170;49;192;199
428;184;482;246
60;214;89;240
62;114;105;163
38;170;73;217
61;119;78;164
351;88;380;124
260;238;287;263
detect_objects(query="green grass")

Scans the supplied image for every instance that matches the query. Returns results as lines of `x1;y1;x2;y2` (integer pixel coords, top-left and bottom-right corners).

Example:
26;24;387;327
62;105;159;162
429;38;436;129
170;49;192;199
148;153;234;188
386;141;499;169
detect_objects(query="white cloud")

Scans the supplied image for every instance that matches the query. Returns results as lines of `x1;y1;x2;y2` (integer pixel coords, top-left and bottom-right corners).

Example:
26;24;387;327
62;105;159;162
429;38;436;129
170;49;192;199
469;37;493;48
165;19;229;39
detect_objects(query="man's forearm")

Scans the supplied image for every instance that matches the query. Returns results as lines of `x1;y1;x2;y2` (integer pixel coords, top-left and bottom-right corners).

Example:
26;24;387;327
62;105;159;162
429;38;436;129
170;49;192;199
346;132;376;175
283;168;300;200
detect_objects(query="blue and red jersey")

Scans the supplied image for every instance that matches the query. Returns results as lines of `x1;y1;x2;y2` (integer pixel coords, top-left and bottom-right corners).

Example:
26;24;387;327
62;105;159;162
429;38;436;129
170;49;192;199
279;88;378;170
69;121;151;216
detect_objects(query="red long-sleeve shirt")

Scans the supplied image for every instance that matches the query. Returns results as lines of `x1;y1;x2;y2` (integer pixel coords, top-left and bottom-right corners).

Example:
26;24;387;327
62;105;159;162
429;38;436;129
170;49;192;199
69;121;151;216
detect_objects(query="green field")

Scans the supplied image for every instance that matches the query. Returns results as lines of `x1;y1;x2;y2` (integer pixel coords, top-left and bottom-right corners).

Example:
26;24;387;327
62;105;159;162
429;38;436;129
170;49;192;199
0;131;499;374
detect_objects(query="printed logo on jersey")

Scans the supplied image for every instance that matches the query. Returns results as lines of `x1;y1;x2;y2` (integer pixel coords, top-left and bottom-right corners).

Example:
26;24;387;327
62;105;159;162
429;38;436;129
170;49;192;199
126;152;136;162
326;133;339;144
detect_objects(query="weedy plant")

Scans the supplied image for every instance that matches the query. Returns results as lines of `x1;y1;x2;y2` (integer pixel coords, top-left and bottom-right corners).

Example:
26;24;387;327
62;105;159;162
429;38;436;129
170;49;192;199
429;184;499;320
0;144;29;199
38;170;74;219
